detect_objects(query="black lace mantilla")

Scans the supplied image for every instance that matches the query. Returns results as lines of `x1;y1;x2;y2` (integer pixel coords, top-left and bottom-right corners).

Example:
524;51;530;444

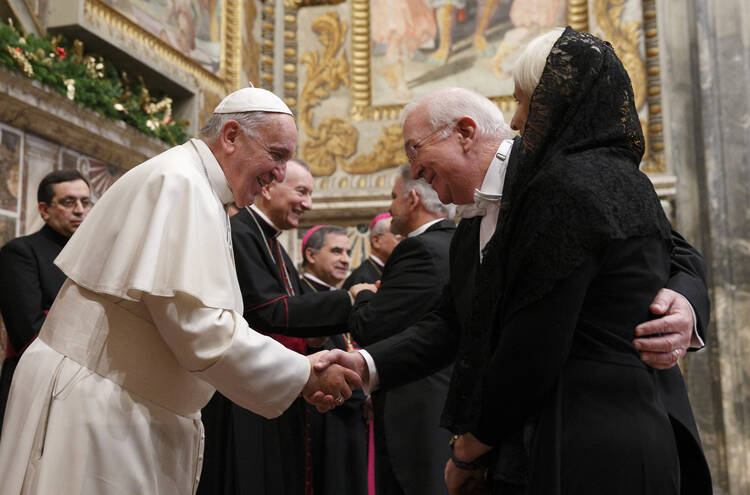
442;28;672;434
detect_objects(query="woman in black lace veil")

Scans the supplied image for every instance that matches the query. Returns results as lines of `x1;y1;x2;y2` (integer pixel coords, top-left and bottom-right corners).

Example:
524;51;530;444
442;28;708;495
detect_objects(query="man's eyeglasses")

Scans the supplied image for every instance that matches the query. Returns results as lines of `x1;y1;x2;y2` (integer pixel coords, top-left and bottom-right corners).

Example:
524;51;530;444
405;121;455;163
52;198;93;210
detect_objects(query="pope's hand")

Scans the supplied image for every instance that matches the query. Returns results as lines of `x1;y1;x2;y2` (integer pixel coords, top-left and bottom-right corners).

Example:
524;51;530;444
303;351;362;412
313;349;369;388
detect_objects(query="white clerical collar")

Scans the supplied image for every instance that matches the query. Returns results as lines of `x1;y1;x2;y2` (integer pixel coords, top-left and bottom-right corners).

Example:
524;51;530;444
408;218;444;238
303;272;336;290
249;204;281;238
191;138;234;206
369;254;385;267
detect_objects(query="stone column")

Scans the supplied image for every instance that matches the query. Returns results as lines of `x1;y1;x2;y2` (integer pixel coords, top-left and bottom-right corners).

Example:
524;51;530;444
660;0;750;493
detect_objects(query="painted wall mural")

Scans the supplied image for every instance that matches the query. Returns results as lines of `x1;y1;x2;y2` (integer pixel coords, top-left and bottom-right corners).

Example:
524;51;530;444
101;0;223;72
370;0;564;105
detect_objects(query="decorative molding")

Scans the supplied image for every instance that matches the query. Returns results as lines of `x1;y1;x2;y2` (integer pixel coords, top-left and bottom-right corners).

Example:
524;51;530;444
260;0;275;90
592;0;646;110
242;0;260;85
296;11;407;176
574;0;665;174
640;0;666;173
283;2;299;112
222;0;243;91
0;66;167;170
567;0;590;32
283;0;346;8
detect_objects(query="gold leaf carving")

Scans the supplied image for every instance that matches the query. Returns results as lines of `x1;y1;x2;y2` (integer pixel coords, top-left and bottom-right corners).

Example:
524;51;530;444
593;0;646;110
298;12;354;175
243;0;260;85
299;11;405;176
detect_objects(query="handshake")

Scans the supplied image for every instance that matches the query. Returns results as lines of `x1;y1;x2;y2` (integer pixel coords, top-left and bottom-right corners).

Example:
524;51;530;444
301;349;370;412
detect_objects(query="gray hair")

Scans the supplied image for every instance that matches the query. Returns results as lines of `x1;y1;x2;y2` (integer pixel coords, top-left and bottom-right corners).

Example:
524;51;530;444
200;111;278;140
398;165;455;217
402;87;513;140
512;27;566;97
302;225;348;267
369;216;390;243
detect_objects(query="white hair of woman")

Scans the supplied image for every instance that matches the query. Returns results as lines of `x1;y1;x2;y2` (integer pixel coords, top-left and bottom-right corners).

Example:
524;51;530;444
398;164;455;218
512;27;566;97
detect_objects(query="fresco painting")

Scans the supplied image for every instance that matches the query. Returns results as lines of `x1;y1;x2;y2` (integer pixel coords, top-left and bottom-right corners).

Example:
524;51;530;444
370;0;564;105
102;0;222;72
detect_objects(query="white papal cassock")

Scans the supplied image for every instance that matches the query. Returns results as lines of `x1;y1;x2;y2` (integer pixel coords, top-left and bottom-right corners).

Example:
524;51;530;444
0;138;310;495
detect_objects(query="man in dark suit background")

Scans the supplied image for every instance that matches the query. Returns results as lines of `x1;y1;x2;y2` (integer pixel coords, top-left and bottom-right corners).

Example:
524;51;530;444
318;87;711;495
343;213;402;289
0;169;92;436
299;225;369;495
348;164;456;495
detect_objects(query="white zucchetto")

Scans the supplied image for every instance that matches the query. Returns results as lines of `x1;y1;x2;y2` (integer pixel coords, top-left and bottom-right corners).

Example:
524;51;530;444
213;87;293;115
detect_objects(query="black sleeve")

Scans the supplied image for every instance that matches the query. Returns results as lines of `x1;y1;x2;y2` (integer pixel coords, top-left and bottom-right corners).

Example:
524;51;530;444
0;240;45;350
232;223;351;337
349;237;445;346
366;283;460;390
667;229;709;342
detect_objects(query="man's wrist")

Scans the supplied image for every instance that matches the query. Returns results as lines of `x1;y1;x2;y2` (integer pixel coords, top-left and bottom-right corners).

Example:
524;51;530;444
449;434;492;470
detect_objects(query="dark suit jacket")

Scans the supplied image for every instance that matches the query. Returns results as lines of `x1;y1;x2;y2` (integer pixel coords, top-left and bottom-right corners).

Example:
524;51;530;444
0;224;68;352
343;256;383;289
0;224;68;436
366;141;711;494
349;219;455;495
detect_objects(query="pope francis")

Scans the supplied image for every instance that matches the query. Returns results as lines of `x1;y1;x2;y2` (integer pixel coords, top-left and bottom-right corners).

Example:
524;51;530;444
0;88;360;494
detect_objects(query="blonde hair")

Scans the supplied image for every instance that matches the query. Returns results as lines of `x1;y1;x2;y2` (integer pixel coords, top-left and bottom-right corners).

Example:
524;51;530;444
512;28;566;97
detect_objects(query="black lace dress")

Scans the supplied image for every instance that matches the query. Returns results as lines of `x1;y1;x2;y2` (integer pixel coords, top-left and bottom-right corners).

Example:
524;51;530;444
441;28;698;494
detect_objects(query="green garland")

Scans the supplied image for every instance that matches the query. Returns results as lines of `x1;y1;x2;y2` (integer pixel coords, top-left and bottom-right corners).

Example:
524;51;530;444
0;20;189;146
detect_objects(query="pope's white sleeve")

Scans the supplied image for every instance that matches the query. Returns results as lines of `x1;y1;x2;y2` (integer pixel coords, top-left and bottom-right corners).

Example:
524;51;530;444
142;292;311;418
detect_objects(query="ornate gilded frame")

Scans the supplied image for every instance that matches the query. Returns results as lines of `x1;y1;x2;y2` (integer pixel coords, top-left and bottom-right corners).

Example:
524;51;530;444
285;0;666;176
75;0;244;95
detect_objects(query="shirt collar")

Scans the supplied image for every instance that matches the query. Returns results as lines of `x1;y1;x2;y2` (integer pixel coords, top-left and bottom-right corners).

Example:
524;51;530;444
478;139;514;198
303;272;336;290
191;138;234;206
408;218;444;238
249;204;281;238
369;254;385;267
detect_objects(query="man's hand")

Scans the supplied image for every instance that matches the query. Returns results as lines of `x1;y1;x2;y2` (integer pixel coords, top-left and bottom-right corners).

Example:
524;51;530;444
302;351;362;412
634;288;694;369
313;349;369;388
348;282;378;300
444;460;486;495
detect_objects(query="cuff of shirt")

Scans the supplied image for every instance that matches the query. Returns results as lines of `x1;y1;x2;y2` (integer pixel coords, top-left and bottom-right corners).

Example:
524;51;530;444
358;348;379;394
688;302;705;349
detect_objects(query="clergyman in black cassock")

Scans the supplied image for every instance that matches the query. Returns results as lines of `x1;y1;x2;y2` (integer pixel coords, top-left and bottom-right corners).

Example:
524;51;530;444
0;170;91;437
0;225;68;433
300;268;368;495
198;201;352;494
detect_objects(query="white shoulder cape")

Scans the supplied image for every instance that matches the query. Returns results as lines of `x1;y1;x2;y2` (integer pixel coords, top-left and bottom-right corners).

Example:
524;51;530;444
56;140;242;311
